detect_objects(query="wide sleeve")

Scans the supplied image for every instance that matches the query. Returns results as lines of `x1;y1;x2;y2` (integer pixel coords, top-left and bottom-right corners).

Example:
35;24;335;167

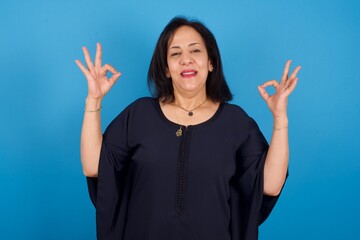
229;117;287;240
86;107;132;240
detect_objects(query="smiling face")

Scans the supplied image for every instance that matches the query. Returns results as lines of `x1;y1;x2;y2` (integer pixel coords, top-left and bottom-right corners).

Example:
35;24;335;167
166;26;213;97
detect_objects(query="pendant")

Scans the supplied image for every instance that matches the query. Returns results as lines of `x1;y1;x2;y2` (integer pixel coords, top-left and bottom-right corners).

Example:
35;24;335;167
188;111;193;116
176;127;182;137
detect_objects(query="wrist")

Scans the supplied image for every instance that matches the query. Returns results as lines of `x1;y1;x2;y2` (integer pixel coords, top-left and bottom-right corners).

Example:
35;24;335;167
273;116;288;129
85;97;102;112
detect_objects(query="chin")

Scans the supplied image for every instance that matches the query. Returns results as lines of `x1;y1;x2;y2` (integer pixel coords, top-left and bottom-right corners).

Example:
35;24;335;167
178;84;203;93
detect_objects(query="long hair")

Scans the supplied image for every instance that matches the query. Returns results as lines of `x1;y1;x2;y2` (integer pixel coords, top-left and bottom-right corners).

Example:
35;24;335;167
148;16;233;103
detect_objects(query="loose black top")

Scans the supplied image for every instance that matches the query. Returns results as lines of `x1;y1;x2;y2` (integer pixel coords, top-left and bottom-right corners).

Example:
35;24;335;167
87;97;285;240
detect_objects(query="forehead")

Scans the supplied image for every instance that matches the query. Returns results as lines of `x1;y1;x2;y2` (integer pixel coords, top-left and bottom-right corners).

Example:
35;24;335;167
168;25;205;48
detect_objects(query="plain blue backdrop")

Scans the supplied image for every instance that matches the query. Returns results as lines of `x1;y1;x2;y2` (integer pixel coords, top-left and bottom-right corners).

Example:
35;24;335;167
1;0;359;239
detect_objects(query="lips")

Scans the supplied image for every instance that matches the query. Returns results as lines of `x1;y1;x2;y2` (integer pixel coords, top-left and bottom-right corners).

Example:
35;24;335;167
181;70;197;78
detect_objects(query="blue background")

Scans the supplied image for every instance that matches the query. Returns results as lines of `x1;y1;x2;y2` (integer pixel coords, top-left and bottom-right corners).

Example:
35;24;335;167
1;0;359;239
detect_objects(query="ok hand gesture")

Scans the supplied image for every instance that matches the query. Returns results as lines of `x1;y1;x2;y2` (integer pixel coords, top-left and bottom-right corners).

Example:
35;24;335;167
75;43;121;101
258;60;301;119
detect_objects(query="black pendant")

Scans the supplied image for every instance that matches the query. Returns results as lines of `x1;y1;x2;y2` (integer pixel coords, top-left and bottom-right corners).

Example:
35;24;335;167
188;111;193;116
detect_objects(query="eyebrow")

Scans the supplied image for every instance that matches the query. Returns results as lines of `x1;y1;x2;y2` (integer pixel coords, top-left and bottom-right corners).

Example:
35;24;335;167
169;42;201;49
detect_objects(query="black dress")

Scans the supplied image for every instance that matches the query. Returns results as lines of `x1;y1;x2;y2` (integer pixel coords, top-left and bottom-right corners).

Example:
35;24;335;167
87;97;286;240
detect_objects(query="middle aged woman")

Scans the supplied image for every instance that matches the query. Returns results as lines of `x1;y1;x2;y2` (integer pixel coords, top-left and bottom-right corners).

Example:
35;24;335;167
76;17;301;240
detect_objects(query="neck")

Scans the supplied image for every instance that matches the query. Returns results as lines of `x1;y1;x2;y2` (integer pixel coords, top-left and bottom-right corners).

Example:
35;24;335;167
173;90;208;109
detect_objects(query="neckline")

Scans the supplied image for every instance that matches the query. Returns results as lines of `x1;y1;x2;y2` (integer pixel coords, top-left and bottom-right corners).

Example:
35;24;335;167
153;98;225;129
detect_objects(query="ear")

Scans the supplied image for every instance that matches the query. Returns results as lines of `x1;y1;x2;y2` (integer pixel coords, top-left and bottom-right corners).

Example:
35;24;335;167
209;61;213;72
165;68;171;78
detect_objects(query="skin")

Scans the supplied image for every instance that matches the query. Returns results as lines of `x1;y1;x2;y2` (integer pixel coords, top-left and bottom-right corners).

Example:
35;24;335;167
161;26;218;127
75;43;121;177
258;61;301;195
166;26;213;101
75;27;301;196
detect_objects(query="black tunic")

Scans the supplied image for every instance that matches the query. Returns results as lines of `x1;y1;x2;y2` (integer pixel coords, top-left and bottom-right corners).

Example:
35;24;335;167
87;97;285;240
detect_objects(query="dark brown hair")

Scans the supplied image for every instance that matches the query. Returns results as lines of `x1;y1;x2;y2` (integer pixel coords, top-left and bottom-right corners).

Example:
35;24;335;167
148;16;233;103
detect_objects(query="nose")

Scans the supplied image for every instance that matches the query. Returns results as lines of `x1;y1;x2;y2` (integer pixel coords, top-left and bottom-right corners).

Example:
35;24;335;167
180;52;193;65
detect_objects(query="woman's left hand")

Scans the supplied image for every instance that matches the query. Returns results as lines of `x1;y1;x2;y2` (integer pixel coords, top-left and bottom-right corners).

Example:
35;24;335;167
258;60;301;118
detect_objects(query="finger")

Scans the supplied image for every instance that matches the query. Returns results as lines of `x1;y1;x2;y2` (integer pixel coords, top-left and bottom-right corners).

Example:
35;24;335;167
75;59;90;75
103;63;121;86
82;46;95;72
102;64;119;75
288;66;302;81
108;72;122;87
257;86;270;102
95;42;102;68
75;59;94;81
285;77;298;95
260;80;279;88
281;60;292;83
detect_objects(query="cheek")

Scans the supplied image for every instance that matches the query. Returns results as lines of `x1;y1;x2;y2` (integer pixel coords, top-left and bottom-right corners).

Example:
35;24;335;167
167;61;180;76
199;55;210;66
200;60;211;71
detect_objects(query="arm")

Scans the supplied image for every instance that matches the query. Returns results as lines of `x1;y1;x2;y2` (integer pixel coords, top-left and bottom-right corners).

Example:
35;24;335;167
76;43;121;177
257;60;301;196
80;98;103;177
263;116;289;196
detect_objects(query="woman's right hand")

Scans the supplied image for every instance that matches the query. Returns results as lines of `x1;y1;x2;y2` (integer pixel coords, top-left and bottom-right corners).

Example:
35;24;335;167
75;42;121;101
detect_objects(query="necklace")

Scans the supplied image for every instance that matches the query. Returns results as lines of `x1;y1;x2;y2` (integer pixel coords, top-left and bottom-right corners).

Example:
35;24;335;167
173;104;194;137
174;107;186;137
172;98;207;117
176;126;183;137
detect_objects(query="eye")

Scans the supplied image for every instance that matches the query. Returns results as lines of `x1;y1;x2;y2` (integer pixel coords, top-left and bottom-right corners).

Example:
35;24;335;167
191;49;201;53
170;52;180;57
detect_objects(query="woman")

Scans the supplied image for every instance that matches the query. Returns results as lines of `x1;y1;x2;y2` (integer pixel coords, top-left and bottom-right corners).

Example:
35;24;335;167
75;17;301;240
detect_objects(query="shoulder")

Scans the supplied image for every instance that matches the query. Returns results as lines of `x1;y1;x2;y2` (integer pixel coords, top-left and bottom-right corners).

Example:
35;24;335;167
222;103;268;148
127;97;157;109
113;97;157;117
221;102;251;120
220;102;260;131
113;97;160;126
106;97;156;130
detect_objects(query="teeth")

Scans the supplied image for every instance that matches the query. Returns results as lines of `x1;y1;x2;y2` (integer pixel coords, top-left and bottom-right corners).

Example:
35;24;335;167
182;72;196;75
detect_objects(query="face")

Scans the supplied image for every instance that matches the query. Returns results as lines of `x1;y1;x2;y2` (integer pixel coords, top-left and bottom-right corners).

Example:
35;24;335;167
166;26;213;96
